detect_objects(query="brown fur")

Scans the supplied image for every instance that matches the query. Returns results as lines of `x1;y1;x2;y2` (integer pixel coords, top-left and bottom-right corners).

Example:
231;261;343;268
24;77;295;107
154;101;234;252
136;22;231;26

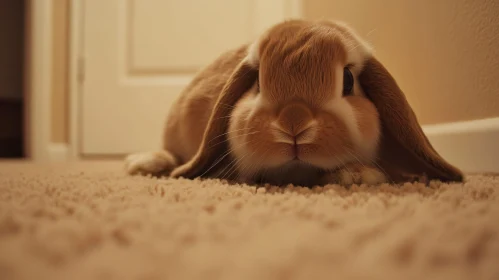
128;19;463;185
359;58;464;182
347;96;380;148
258;21;347;108
162;45;251;165
168;48;258;178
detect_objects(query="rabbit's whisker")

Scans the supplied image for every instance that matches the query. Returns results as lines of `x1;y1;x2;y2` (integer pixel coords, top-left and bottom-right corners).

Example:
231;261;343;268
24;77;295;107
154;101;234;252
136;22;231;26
222;150;258;181
208;130;259;149
239;146;272;185
207;127;253;144
199;138;256;178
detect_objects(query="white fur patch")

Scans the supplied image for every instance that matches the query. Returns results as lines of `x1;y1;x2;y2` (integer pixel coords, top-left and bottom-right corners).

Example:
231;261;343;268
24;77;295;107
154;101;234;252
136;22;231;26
271;129;294;145
296;125;318;145
321;165;387;186
324;96;362;149
270;121;318;145
246;41;260;67
325;97;379;162
125;152;171;175
360;167;387;184
334;64;344;99
335;21;373;60
336;167;387;185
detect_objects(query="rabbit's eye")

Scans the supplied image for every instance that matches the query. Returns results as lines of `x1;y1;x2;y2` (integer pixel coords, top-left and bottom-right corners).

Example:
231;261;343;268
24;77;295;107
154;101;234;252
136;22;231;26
343;67;354;96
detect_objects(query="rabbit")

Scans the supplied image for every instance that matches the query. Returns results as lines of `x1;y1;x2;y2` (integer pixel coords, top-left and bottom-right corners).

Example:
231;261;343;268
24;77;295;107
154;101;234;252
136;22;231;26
125;19;463;187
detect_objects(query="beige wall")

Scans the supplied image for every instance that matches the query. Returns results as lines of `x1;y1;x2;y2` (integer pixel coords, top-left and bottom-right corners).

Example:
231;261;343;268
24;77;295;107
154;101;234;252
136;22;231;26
51;0;69;143
304;0;499;125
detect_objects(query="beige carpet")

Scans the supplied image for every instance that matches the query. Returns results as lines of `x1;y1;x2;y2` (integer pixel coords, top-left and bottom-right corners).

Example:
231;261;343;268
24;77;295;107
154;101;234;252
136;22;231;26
0;161;498;280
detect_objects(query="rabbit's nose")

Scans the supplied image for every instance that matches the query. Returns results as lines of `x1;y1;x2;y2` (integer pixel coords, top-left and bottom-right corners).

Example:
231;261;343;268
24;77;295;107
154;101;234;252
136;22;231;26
277;103;314;136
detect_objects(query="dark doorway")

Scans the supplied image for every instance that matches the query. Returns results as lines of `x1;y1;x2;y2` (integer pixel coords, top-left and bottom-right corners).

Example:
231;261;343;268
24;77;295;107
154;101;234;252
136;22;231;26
0;1;25;158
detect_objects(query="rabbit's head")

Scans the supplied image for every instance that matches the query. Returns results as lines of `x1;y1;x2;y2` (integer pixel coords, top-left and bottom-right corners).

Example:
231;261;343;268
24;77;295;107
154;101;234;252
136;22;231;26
171;20;463;184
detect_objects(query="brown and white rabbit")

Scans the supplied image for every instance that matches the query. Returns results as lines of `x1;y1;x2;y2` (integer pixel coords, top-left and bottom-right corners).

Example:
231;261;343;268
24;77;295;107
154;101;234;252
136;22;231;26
125;19;463;186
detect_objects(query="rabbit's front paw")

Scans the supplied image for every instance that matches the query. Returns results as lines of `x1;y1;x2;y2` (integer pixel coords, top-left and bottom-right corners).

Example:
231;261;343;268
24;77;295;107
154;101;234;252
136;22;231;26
323;165;387;186
125;151;177;176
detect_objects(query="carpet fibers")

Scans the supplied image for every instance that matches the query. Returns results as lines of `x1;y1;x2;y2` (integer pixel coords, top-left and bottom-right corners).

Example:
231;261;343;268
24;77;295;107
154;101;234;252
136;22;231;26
0;161;498;280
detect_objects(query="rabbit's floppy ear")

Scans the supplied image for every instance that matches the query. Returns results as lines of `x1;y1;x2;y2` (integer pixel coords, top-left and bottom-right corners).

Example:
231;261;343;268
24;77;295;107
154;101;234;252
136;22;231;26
170;59;258;179
359;57;464;182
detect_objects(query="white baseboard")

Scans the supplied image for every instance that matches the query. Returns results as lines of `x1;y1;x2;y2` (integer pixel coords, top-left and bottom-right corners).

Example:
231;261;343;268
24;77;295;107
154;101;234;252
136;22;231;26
47;143;69;162
423;117;499;173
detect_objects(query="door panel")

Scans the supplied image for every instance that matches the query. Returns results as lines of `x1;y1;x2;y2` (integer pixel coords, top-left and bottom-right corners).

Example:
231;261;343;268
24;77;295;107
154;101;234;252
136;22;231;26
81;0;300;155
131;0;254;71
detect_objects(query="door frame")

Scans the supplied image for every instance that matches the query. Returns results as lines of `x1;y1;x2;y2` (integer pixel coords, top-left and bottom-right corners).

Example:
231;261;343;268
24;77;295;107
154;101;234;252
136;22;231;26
24;0;54;161
26;0;302;161
68;0;84;160
25;0;84;161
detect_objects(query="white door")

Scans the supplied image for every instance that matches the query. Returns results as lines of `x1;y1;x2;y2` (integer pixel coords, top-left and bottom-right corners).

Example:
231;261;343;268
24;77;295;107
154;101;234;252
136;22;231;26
80;0;301;156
